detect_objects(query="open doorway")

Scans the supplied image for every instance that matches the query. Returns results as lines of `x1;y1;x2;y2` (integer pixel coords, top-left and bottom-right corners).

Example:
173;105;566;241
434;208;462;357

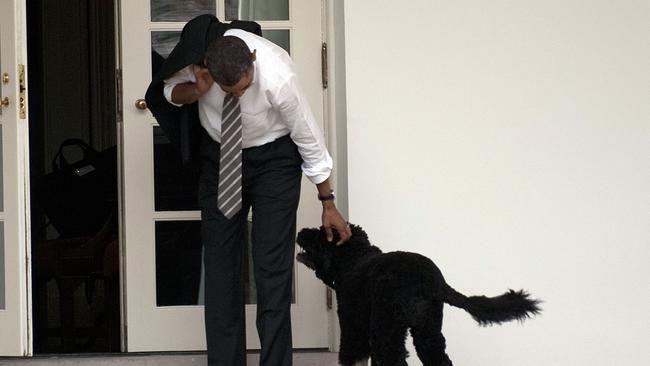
27;0;120;353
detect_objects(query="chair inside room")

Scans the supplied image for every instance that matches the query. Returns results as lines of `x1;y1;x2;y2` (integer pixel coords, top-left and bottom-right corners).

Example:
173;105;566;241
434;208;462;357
33;210;120;353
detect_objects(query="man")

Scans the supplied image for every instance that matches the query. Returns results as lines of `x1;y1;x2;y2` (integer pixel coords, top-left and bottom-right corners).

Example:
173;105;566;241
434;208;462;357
163;28;351;366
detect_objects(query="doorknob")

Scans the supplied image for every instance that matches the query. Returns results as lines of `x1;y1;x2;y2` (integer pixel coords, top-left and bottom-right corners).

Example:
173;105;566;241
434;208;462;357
135;99;148;110
2;73;8;84
1;97;9;108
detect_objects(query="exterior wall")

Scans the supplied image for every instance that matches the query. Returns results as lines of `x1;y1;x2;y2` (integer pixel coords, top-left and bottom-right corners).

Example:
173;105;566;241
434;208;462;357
344;1;650;365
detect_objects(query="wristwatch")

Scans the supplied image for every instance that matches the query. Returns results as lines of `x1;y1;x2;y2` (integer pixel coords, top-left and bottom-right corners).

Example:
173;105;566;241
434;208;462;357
317;191;335;201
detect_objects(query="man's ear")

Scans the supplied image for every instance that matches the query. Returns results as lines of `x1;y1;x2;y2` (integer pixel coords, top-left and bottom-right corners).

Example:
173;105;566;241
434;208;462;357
251;49;257;62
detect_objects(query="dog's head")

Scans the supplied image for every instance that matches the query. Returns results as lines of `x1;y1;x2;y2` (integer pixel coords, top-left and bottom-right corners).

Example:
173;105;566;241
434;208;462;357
296;224;378;289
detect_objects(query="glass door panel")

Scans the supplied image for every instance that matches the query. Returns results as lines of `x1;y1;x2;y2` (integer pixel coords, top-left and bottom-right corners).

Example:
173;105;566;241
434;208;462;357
225;0;289;21
151;31;181;59
153;127;199;211
262;29;290;54
155;220;202;306
151;0;216;22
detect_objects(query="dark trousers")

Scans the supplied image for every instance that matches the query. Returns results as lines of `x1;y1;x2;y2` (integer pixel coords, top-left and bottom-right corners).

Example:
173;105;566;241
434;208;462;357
199;134;302;366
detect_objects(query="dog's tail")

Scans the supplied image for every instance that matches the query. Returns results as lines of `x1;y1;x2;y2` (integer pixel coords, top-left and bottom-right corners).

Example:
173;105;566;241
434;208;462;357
441;284;541;326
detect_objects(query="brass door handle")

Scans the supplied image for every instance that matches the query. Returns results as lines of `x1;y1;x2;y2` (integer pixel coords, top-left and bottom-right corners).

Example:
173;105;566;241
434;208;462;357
135;99;148;110
1;97;9;108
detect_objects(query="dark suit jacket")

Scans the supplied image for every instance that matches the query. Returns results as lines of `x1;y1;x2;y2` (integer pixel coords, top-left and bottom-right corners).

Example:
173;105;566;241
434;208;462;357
145;14;262;164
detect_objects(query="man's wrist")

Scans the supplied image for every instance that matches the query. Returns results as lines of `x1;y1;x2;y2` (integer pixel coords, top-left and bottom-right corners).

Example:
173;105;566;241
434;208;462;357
321;199;336;210
317;191;335;201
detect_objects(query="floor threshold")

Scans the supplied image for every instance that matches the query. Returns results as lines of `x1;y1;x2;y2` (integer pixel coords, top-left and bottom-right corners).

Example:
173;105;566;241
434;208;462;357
0;351;339;366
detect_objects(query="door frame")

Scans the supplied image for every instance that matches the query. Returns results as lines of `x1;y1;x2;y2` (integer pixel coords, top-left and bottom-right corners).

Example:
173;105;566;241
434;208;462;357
322;0;346;352
0;0;32;357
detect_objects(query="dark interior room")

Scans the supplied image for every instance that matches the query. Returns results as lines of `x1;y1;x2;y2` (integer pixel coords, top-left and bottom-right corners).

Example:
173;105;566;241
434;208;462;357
27;0;119;353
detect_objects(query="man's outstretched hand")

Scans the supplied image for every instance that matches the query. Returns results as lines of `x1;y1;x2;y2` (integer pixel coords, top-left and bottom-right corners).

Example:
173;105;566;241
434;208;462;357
322;201;351;245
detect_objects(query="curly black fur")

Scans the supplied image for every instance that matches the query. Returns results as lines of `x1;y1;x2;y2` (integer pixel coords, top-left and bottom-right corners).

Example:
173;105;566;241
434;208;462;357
296;224;542;366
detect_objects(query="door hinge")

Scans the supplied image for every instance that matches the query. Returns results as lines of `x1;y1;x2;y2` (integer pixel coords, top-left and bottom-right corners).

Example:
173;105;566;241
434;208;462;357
116;68;123;122
326;287;333;310
321;42;328;89
18;64;26;119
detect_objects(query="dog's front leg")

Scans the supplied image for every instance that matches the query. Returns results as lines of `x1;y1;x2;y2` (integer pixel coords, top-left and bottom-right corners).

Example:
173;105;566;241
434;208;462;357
338;318;370;365
368;302;409;366
337;299;370;366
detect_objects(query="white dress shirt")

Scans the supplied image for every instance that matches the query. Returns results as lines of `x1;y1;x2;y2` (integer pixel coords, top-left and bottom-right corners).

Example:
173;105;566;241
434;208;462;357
163;29;333;184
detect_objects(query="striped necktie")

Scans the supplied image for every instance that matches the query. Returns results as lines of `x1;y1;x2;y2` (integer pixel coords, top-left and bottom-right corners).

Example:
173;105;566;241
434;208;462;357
218;93;243;219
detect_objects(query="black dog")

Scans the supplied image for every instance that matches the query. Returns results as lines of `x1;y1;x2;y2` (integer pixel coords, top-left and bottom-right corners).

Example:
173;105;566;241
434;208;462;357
296;225;541;366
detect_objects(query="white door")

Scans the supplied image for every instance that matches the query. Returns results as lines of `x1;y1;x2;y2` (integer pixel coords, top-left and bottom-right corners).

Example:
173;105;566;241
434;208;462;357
0;0;31;357
120;0;329;351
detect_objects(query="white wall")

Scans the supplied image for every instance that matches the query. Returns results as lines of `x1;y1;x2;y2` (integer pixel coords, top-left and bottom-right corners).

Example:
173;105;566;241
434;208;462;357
344;1;649;365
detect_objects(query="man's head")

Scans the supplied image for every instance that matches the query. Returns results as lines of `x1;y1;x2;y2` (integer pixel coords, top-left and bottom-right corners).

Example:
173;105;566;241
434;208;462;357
205;36;256;97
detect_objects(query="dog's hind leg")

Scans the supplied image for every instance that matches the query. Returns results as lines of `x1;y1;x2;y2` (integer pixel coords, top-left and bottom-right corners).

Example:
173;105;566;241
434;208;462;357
410;301;453;366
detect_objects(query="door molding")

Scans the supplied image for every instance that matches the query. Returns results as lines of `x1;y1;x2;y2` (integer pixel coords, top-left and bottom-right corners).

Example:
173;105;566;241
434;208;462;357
0;0;32;356
322;0;346;351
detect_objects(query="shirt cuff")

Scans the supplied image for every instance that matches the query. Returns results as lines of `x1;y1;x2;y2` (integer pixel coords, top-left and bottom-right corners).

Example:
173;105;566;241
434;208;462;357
163;83;183;107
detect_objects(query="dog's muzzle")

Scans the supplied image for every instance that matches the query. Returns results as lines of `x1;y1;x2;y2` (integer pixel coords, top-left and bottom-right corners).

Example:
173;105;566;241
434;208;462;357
296;251;315;270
